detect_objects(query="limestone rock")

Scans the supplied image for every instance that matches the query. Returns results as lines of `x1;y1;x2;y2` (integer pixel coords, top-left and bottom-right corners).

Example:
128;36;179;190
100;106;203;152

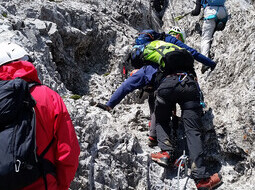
0;0;254;189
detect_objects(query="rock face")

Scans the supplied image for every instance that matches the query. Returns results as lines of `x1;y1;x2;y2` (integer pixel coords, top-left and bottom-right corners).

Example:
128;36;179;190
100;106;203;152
0;0;254;189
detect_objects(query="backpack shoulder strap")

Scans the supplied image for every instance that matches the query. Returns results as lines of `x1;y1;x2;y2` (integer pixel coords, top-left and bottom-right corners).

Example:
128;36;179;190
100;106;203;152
146;45;166;58
39;138;55;158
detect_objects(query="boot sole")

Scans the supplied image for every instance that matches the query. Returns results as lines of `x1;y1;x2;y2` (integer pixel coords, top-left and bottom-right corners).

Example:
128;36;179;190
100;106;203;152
151;157;170;168
211;180;223;190
211;173;223;190
198;174;223;190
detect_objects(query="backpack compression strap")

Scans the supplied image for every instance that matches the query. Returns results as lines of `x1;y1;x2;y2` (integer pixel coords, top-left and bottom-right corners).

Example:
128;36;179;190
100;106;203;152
38;138;56;190
145;44;180;69
30;81;55;190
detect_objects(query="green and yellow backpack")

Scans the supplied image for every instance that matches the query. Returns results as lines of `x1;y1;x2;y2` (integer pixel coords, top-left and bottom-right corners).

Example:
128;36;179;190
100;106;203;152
130;40;194;73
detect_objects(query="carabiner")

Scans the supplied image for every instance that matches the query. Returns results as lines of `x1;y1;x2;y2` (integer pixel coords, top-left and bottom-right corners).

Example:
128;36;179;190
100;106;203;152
15;159;21;172
178;72;187;82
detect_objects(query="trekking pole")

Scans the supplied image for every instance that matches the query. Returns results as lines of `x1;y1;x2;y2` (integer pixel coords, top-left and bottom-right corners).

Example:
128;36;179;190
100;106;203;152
168;0;178;26
174;11;192;22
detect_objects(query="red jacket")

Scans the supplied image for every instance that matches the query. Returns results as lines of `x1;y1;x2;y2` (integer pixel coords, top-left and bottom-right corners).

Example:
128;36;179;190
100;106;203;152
0;61;80;190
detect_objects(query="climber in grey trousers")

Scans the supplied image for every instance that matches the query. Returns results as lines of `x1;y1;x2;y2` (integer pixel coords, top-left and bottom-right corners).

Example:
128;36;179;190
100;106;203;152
191;0;228;58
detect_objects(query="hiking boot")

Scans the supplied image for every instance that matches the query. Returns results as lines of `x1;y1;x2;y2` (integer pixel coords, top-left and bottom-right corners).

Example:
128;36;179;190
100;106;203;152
151;151;171;167
148;136;158;147
195;173;222;190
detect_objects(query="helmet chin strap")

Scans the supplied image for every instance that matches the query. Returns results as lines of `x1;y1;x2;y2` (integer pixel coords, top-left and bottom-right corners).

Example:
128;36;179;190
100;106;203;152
19;55;30;61
19;55;35;63
176;34;184;43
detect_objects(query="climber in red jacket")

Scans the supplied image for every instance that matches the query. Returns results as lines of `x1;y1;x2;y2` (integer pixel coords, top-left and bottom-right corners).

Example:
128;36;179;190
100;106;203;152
0;42;80;190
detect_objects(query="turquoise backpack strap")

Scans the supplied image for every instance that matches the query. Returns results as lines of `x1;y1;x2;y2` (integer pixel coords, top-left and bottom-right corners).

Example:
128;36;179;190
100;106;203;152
204;6;228;23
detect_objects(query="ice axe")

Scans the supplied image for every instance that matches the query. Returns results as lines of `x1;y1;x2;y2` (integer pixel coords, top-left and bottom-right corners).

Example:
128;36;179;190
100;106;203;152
174;11;192;22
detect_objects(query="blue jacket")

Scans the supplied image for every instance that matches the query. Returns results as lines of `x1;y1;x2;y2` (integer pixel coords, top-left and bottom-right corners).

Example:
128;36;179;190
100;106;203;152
164;34;216;68
107;64;158;108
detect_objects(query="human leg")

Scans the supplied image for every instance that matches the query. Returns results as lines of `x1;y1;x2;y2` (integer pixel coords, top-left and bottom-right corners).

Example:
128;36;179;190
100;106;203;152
201;19;216;58
150;77;178;167
179;76;222;188
154;82;176;152
148;93;158;147
151;96;174;167
182;108;209;179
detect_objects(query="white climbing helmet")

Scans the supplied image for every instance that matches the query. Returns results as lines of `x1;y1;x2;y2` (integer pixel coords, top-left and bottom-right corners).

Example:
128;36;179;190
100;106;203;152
169;26;186;43
0;42;29;66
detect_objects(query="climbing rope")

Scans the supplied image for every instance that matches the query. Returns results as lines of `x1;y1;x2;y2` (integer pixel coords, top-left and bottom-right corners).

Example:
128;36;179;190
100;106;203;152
175;150;188;190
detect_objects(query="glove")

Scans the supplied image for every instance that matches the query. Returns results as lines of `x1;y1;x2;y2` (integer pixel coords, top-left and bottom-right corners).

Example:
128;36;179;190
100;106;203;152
201;65;210;74
210;64;216;72
96;103;112;111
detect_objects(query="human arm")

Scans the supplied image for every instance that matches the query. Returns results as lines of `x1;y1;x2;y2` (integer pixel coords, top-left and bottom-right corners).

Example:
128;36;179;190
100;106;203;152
53;94;80;190
191;0;202;16
106;65;158;109
165;34;216;69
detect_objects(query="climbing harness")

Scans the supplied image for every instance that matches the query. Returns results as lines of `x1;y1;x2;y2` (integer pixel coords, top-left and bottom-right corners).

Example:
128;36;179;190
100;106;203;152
204;6;228;21
203;5;228;31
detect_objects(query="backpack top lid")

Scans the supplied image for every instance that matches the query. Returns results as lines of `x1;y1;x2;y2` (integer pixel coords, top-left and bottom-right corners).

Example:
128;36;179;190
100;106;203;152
0;42;29;66
135;30;162;45
201;0;226;8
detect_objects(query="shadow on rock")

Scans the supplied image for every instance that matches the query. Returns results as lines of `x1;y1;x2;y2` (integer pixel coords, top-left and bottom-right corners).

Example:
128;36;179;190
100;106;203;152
202;108;222;174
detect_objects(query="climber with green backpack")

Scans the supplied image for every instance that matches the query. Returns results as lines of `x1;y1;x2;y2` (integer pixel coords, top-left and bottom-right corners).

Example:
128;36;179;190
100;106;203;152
96;40;222;190
191;0;229;58
129;28;216;148
134;27;217;73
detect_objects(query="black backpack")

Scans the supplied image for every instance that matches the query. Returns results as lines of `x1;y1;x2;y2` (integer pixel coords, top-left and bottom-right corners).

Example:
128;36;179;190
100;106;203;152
0;78;55;190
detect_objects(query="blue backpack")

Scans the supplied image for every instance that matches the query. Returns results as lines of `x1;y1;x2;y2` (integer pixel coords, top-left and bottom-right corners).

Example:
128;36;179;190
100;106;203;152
201;0;226;8
122;30;164;79
0;78;55;190
135;29;164;45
